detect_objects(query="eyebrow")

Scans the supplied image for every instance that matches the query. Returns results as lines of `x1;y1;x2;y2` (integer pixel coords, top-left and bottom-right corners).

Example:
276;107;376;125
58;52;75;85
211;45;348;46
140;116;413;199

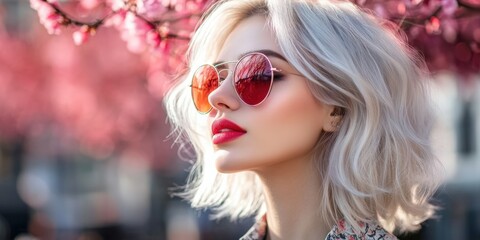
213;49;288;67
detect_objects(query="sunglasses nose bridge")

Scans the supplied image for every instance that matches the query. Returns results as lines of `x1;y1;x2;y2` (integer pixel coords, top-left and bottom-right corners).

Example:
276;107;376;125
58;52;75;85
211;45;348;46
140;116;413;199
207;68;240;112
217;68;233;84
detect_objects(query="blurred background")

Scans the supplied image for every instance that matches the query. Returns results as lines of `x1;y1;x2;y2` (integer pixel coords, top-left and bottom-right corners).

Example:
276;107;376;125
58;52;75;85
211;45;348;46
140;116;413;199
0;0;479;239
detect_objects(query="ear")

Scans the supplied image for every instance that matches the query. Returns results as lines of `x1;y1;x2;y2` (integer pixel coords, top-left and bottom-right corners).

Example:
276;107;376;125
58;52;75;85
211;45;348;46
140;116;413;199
323;106;345;132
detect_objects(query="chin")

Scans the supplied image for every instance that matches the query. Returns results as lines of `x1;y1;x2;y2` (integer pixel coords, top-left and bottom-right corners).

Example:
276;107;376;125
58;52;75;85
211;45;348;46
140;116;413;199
213;150;252;173
215;157;244;173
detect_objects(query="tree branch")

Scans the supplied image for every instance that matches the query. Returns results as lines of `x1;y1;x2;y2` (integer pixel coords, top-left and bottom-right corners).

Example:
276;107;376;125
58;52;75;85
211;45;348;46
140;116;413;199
37;0;194;41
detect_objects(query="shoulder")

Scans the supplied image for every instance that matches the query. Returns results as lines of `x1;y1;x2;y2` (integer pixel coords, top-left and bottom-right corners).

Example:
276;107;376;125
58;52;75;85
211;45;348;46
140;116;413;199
326;219;398;240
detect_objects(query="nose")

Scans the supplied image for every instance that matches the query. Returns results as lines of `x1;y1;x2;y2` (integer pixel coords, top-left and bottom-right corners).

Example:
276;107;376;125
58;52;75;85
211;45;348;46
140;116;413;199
208;71;241;113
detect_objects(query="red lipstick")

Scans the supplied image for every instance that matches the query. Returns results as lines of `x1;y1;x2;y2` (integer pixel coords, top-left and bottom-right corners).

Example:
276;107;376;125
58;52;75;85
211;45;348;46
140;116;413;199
211;119;246;144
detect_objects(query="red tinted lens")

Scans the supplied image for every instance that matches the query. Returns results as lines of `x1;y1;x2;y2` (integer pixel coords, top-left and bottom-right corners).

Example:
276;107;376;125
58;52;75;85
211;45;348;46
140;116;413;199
234;53;273;105
191;65;218;113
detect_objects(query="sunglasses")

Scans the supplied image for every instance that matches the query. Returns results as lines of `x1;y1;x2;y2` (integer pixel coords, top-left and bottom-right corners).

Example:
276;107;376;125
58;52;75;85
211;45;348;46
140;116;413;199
191;52;296;114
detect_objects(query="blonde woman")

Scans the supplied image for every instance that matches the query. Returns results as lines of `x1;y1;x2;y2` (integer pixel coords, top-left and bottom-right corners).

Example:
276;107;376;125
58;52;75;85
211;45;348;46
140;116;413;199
165;0;443;239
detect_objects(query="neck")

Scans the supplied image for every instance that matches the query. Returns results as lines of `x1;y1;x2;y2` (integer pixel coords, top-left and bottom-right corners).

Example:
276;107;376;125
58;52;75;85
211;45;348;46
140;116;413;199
254;156;332;240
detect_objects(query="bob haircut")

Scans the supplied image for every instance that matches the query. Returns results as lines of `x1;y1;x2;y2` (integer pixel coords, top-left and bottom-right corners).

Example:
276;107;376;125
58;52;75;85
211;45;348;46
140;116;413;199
165;0;442;234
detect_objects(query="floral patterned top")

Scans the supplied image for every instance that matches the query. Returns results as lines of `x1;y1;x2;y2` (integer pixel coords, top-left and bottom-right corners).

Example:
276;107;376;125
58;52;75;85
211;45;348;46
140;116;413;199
239;214;398;240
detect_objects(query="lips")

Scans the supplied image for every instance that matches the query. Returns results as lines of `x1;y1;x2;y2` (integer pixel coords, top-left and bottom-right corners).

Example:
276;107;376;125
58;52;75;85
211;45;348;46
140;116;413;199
211;119;247;144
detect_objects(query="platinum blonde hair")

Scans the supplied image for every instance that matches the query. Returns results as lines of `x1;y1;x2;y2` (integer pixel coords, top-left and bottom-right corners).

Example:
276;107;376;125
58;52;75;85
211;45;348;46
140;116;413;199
165;0;442;234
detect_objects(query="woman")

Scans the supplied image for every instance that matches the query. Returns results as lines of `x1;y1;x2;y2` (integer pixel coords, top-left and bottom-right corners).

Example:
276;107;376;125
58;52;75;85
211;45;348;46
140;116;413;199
165;0;443;239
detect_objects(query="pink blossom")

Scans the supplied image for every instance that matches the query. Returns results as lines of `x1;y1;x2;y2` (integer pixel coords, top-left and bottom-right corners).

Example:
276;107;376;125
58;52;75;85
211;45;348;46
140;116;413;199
80;0;102;10
121;12;153;53
146;30;161;48
31;0;63;35
123;12;153;36
37;2;56;19
173;0;187;12
441;0;458;16
356;0;367;6
186;0;209;12
177;30;191;39
397;2;406;15
30;0;58;10
108;0;125;11
104;10;127;28
73;28;90;45
43;15;63;35
162;0;203;14
404;0;423;7
442;18;458;43
29;0;44;10
137;0;165;18
426;16;441;34
158;25;170;37
158;40;170;54
373;4;387;18
161;0;173;8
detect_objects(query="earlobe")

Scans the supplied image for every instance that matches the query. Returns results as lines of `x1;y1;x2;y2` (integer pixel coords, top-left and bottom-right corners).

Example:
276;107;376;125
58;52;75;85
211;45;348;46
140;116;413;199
324;106;345;132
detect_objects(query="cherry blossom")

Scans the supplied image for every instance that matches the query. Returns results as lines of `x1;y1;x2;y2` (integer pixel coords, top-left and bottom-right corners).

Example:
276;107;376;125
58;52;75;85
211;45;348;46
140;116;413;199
30;0;63;34
72;26;91;45
11;0;480;166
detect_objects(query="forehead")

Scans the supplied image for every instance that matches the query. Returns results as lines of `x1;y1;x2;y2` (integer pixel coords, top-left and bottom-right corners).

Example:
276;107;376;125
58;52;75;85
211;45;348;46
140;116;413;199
216;15;283;62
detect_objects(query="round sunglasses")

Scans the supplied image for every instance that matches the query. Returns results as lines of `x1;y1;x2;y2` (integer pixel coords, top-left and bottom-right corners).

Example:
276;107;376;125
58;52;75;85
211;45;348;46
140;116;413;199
190;52;298;114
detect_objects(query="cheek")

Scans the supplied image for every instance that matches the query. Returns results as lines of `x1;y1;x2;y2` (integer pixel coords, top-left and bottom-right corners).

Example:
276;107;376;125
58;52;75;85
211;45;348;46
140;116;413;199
212;92;324;173
210;80;328;173
251;84;326;161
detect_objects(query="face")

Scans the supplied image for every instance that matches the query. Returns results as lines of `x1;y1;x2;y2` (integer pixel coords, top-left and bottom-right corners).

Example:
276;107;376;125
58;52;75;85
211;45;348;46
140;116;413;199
204;15;334;173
